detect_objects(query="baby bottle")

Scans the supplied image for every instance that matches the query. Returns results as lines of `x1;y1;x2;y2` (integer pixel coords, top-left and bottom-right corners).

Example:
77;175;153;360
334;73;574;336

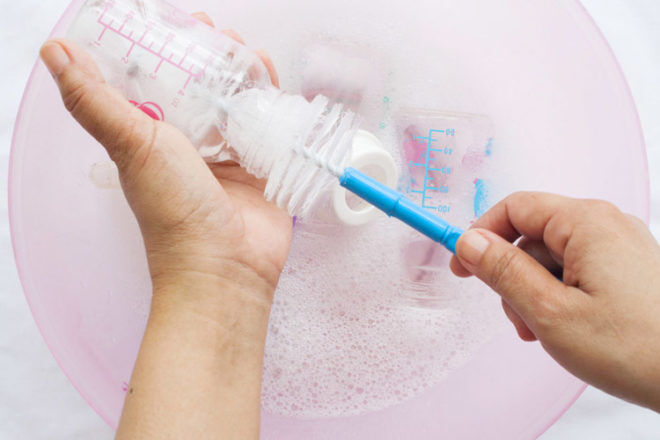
67;0;397;221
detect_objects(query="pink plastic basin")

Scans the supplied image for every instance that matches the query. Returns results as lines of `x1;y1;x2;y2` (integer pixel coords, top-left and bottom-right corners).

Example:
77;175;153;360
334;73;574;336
10;0;648;438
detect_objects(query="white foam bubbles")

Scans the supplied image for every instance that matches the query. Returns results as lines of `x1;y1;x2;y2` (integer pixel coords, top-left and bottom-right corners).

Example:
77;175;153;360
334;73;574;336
262;217;505;418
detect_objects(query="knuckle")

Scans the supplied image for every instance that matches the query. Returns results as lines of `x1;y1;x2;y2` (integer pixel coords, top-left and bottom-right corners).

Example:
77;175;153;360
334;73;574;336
128;123;158;174
488;247;564;323
505;191;542;217
532;293;572;335
109;118;158;176
62;81;92;117
112;117;141;151
488;246;524;292
585;199;620;217
507;191;531;205
532;298;561;329
624;213;646;228
544;212;572;253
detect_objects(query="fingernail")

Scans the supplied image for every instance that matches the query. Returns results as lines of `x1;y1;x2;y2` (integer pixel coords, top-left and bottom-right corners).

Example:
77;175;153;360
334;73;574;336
40;41;70;77
458;230;490;266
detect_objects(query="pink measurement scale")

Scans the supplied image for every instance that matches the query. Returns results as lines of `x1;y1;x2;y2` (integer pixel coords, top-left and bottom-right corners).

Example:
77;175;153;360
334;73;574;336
96;2;210;102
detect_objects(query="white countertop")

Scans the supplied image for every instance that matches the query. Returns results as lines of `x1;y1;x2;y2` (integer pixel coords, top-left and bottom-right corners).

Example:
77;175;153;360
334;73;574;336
1;1;658;438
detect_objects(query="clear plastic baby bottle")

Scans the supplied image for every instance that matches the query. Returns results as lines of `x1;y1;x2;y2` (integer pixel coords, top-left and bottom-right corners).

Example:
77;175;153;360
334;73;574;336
67;0;396;219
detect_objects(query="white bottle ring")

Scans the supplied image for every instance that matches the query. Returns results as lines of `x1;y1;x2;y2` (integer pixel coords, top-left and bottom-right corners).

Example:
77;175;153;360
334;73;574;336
332;130;398;225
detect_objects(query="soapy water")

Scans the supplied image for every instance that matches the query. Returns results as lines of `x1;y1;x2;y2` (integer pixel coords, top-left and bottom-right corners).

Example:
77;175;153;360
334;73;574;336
262;218;504;417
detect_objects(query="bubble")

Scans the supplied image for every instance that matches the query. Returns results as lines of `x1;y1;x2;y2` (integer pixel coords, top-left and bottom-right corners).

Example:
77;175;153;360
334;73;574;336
261;217;505;418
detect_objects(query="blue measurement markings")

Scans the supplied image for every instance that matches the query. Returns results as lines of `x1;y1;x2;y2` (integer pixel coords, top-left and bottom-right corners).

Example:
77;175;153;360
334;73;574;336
408;128;455;212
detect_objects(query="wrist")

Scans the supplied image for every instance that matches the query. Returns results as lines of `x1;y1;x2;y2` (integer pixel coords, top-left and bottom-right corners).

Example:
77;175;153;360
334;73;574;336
145;235;283;301
121;269;270;439
150;268;274;342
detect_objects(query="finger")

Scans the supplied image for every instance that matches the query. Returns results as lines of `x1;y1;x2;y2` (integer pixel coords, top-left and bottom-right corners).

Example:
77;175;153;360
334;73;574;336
451;237;564;291
450;227;564;279
455;228;572;329
40;39;157;172
625;213;648;229
449;255;471;277
501;299;537;342
221;29;246;45
255;49;280;88
191;12;214;27
517;237;563;279
471;192;576;262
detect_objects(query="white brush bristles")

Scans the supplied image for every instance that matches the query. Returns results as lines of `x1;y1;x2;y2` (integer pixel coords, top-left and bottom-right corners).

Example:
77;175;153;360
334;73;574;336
222;87;359;218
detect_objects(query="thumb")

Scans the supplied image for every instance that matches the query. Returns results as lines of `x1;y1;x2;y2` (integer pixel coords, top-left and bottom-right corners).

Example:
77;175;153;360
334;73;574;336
39;38;161;173
39;38;235;239
455;228;569;329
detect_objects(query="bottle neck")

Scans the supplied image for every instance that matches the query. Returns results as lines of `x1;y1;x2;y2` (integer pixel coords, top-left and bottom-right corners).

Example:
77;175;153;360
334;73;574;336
221;86;360;217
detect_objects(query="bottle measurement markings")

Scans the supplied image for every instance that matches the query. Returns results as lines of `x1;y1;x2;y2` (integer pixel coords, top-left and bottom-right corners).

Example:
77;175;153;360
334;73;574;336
93;1;213;94
409;128;456;212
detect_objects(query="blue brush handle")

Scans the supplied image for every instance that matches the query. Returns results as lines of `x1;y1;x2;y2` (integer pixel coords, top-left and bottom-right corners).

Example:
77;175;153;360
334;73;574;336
339;167;464;254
